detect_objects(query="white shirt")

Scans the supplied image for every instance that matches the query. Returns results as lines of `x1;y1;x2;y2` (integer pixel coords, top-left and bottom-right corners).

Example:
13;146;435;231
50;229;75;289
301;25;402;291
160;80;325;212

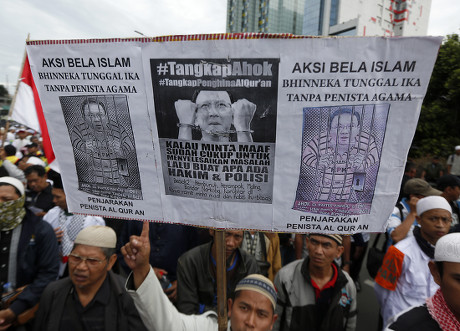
374;235;438;328
43;206;105;276
127;267;223;331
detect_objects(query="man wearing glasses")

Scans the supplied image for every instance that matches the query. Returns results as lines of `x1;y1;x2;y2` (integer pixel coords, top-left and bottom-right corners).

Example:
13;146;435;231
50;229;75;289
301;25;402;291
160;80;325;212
175;90;256;142
302;107;379;202
34;226;147;331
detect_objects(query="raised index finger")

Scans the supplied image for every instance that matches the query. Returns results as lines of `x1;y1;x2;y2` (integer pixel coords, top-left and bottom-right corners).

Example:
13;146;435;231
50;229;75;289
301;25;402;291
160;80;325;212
140;221;149;239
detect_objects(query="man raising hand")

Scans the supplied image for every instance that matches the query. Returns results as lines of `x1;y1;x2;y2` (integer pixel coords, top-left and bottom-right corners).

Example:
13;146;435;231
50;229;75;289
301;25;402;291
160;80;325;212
122;222;278;331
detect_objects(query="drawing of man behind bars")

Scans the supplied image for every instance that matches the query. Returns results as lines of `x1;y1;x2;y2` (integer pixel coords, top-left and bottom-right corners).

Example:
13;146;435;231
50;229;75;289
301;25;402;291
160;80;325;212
61;95;142;200
302;107;379;202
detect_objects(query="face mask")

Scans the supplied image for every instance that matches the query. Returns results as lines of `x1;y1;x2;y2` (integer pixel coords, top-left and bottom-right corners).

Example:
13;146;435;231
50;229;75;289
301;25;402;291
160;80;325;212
0;196;26;231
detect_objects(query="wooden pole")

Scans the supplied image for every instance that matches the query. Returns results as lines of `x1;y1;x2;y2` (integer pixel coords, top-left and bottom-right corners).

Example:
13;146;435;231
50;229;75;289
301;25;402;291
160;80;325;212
215;230;228;331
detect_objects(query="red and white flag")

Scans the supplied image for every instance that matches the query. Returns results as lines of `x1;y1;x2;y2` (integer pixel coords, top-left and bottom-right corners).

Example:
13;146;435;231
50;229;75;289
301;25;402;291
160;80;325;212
12;55;55;165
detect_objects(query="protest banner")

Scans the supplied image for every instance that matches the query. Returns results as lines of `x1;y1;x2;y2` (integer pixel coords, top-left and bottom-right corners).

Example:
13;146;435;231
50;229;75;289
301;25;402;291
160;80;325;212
25;34;442;233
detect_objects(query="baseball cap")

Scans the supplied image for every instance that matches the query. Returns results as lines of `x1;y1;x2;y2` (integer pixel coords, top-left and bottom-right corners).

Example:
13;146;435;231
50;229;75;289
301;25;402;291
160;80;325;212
404;178;441;196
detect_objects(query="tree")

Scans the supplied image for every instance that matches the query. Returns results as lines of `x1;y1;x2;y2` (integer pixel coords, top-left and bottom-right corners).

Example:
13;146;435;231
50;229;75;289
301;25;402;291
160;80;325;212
0;85;8;98
410;34;460;158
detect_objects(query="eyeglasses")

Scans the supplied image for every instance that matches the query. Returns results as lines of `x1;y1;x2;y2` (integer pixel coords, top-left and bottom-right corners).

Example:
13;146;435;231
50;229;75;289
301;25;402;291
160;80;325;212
68;253;106;267
330;124;358;131
196;101;231;112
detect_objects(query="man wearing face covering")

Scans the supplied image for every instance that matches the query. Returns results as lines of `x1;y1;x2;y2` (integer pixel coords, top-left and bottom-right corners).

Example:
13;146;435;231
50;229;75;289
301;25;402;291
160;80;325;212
0;177;59;329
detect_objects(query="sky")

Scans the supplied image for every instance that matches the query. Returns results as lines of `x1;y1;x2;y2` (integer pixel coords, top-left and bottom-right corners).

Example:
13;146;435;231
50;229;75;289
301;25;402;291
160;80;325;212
1;0;459;95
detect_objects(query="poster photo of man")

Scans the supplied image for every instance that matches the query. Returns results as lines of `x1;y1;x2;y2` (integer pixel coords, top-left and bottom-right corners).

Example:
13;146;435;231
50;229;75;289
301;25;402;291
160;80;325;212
294;104;389;215
174;90;256;143
59;95;142;200
150;58;279;203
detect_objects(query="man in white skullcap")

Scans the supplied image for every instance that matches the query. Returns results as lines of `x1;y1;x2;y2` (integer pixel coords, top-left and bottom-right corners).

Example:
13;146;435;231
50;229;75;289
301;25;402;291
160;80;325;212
374;196;453;327
386;232;460;330
121;222;278;331
34;226;147;331
0;177;59;329
43;172;104;278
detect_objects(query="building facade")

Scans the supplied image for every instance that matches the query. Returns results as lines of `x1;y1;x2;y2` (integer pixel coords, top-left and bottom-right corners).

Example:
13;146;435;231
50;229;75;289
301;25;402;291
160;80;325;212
226;0;431;36
227;0;307;34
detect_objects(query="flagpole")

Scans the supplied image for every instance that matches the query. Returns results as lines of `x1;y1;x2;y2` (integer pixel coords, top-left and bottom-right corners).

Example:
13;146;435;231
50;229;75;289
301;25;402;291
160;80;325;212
3;33;30;147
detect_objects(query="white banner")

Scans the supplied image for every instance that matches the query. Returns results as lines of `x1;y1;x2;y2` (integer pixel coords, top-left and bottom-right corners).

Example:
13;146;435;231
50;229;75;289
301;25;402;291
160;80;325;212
26;34;442;233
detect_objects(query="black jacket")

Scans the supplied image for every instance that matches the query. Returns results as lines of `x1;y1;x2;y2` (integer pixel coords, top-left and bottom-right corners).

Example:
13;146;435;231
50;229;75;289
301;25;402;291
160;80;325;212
176;241;260;314
33;271;147;331
274;258;357;331
387;304;442;331
10;209;59;316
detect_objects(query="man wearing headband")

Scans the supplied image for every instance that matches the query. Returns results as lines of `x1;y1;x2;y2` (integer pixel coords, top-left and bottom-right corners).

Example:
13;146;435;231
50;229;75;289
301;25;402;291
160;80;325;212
374;195;452;328
34;226;147;330
386;232;460;330
122;222;278;331
274;234;357;331
0;177;59;329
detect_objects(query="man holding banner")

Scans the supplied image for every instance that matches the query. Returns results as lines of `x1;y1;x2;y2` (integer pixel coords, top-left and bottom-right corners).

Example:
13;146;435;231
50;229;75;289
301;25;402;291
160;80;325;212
176;230;260;315
122;222;278;331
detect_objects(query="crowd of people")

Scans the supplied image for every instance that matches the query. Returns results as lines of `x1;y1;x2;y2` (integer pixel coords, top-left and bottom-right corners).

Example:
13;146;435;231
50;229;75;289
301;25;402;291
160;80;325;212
0;125;459;331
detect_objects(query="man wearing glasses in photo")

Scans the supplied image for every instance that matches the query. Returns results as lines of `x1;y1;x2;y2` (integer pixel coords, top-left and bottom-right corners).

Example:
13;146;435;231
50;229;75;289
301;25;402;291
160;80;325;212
302;107;379;202
175;90;256;142
33;226;147;331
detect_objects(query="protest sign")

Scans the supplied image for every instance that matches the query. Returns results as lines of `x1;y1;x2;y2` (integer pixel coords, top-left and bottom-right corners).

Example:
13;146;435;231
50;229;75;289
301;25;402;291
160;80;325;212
26;34;442;233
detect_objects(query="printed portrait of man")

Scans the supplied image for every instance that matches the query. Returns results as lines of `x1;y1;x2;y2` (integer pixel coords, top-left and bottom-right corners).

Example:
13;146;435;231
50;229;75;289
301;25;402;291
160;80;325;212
302;107;379;201
60;95;142;200
174;90;256;143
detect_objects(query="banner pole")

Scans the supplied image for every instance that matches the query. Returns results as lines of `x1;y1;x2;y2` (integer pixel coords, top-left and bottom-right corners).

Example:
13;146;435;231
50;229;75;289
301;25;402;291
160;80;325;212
4;33;30;147
215;230;228;331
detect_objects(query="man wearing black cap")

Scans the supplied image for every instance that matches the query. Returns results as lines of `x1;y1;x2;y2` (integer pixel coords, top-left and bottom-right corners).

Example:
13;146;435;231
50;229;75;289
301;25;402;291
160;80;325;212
437;174;460;226
273;234;357;331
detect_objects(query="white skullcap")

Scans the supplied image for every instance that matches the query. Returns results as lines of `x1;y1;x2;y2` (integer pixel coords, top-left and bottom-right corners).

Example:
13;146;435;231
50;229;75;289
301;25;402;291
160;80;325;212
0;177;25;196
416;196;452;216
435;233;460;262
455;145;460;151
26;157;46;167
74;226;116;248
235;274;277;310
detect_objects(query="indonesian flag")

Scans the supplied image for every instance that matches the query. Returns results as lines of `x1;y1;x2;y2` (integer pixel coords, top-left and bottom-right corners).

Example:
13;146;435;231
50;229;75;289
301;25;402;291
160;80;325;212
12;55;55;165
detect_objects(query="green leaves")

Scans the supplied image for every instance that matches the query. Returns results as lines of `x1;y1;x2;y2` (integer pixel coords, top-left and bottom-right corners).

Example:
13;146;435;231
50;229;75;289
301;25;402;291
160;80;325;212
412;34;460;158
